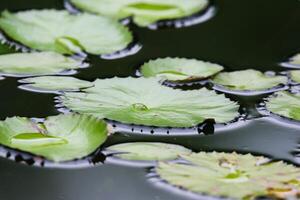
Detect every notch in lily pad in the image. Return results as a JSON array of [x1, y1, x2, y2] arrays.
[[212, 69, 288, 95], [0, 10, 133, 55], [0, 114, 108, 162], [156, 152, 300, 200], [0, 52, 84, 77], [68, 0, 209, 27], [106, 142, 191, 166], [140, 57, 223, 83], [19, 76, 93, 93], [60, 77, 239, 128], [265, 91, 300, 122]]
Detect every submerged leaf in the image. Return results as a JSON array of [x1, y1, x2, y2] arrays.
[[107, 142, 191, 161], [0, 10, 133, 55], [266, 91, 300, 121], [140, 57, 223, 82], [157, 152, 300, 199], [60, 77, 239, 127], [290, 70, 300, 83], [19, 76, 93, 92], [0, 114, 108, 162], [0, 52, 82, 76], [212, 69, 287, 91], [69, 0, 209, 26]]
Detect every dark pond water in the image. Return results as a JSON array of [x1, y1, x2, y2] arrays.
[[1, 0, 300, 199]]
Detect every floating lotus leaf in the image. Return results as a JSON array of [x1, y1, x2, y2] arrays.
[[60, 77, 239, 128], [107, 142, 191, 161], [266, 91, 300, 121], [212, 69, 287, 91], [140, 57, 223, 82], [157, 152, 300, 199], [289, 54, 300, 65], [20, 76, 93, 92], [0, 10, 133, 55], [0, 114, 108, 162], [69, 0, 209, 27], [290, 70, 300, 83], [0, 52, 82, 77]]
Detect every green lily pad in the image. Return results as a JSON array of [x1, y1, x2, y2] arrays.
[[19, 76, 93, 92], [69, 0, 209, 27], [0, 52, 82, 77], [212, 69, 287, 91], [140, 57, 223, 82], [289, 54, 300, 65], [107, 142, 191, 161], [0, 114, 108, 162], [266, 91, 300, 121], [60, 77, 239, 128], [290, 70, 300, 83], [0, 10, 133, 55], [157, 152, 300, 199]]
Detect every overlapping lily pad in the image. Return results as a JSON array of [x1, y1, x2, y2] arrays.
[[60, 77, 239, 128], [157, 152, 300, 199], [0, 10, 133, 55], [107, 142, 191, 161], [19, 76, 93, 93], [266, 91, 300, 121], [0, 52, 82, 77], [212, 69, 287, 91], [140, 57, 223, 82], [69, 0, 209, 27], [0, 114, 108, 162]]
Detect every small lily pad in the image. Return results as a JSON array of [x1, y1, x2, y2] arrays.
[[212, 69, 287, 91], [0, 52, 82, 77], [157, 152, 300, 199], [69, 0, 209, 27], [290, 70, 300, 83], [0, 114, 108, 162], [266, 91, 300, 121], [60, 77, 239, 128], [140, 57, 223, 82], [107, 142, 191, 161], [0, 10, 133, 55], [289, 54, 300, 65], [19, 76, 93, 93]]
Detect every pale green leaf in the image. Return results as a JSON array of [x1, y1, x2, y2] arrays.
[[289, 54, 300, 65], [69, 0, 209, 26], [107, 142, 191, 161], [266, 91, 300, 121], [0, 114, 108, 162], [140, 57, 223, 81], [290, 70, 300, 83], [0, 52, 82, 76], [19, 76, 93, 92], [212, 69, 287, 91], [157, 152, 300, 199], [0, 10, 133, 55], [60, 77, 239, 127]]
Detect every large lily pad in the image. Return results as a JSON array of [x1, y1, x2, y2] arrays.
[[107, 142, 191, 161], [212, 69, 287, 91], [19, 76, 93, 92], [0, 114, 108, 162], [69, 0, 209, 27], [0, 10, 133, 55], [157, 152, 300, 199], [0, 52, 82, 77], [60, 77, 239, 128], [266, 91, 300, 121], [140, 57, 223, 82]]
